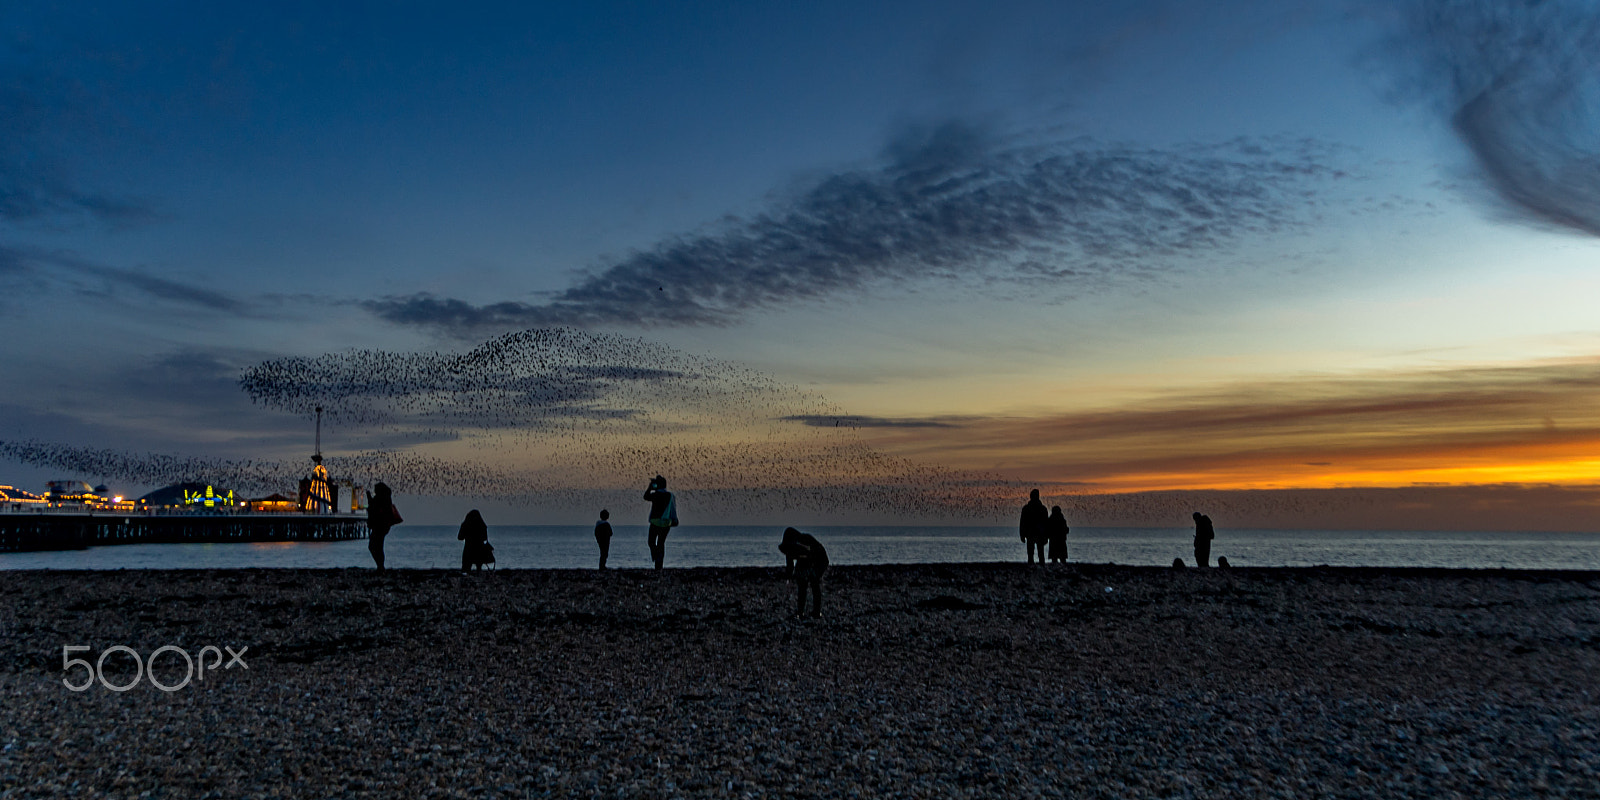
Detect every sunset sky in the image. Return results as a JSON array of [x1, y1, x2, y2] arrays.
[[3, 1, 1598, 528]]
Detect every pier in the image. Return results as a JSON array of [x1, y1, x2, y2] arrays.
[[0, 510, 367, 552]]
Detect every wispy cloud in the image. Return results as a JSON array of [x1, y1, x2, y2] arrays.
[[0, 245, 247, 313], [0, 83, 157, 228], [783, 414, 968, 429], [1371, 0, 1600, 236], [366, 124, 1354, 334], [843, 358, 1600, 491]]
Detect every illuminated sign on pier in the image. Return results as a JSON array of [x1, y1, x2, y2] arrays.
[[182, 485, 236, 508]]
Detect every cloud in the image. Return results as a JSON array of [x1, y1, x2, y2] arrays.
[[0, 327, 1018, 517], [0, 81, 157, 228], [229, 328, 1045, 517], [366, 124, 1354, 333], [839, 357, 1600, 491], [25, 330, 1600, 525], [0, 245, 247, 313], [1371, 0, 1600, 236], [355, 296, 562, 332], [783, 414, 967, 429]]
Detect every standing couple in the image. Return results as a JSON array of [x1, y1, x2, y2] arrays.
[[1019, 489, 1070, 564], [595, 474, 679, 570]]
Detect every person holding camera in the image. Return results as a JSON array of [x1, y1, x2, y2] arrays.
[[365, 482, 401, 571], [643, 475, 677, 570]]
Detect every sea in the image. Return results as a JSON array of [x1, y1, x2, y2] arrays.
[[1, 526, 1598, 570]]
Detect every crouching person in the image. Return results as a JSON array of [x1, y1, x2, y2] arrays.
[[779, 527, 829, 619]]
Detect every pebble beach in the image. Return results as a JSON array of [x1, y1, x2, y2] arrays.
[[3, 563, 1598, 798]]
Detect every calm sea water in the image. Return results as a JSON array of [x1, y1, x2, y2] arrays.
[[2, 526, 1597, 570]]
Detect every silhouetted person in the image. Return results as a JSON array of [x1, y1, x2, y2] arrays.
[[1192, 512, 1214, 568], [643, 475, 676, 570], [1019, 489, 1049, 564], [594, 509, 613, 569], [458, 509, 493, 571], [365, 482, 401, 571], [1047, 505, 1069, 564], [780, 527, 828, 618]]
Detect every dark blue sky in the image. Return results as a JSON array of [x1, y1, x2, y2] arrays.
[[4, 1, 1600, 524]]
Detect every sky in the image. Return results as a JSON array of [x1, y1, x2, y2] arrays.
[[3, 0, 1599, 529]]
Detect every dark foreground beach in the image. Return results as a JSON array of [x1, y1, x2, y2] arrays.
[[2, 564, 1598, 799]]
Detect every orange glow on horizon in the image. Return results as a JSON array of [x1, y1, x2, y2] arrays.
[[848, 358, 1600, 498], [1040, 443, 1600, 494], [1072, 460, 1600, 493]]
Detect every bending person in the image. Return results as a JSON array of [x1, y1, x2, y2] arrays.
[[779, 527, 829, 619]]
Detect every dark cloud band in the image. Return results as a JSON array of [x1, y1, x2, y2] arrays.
[[783, 414, 965, 429], [1377, 0, 1600, 236], [365, 127, 1353, 333], [0, 245, 245, 312]]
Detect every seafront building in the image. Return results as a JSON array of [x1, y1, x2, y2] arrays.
[[0, 415, 367, 551], [0, 476, 368, 551], [0, 485, 46, 512]]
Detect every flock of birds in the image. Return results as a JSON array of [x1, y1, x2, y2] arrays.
[[2, 327, 1350, 523], [237, 328, 802, 437], [5, 329, 1024, 518]]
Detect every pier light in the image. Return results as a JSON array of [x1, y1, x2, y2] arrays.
[[181, 485, 235, 508]]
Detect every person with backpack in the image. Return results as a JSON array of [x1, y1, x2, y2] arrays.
[[643, 475, 677, 570], [458, 509, 493, 571]]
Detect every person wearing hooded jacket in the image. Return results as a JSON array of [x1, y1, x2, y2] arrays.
[[1047, 505, 1070, 564]]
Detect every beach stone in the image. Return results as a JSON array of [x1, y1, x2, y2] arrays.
[[1172, 558, 1186, 568], [2, 564, 1597, 799], [915, 595, 988, 610]]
